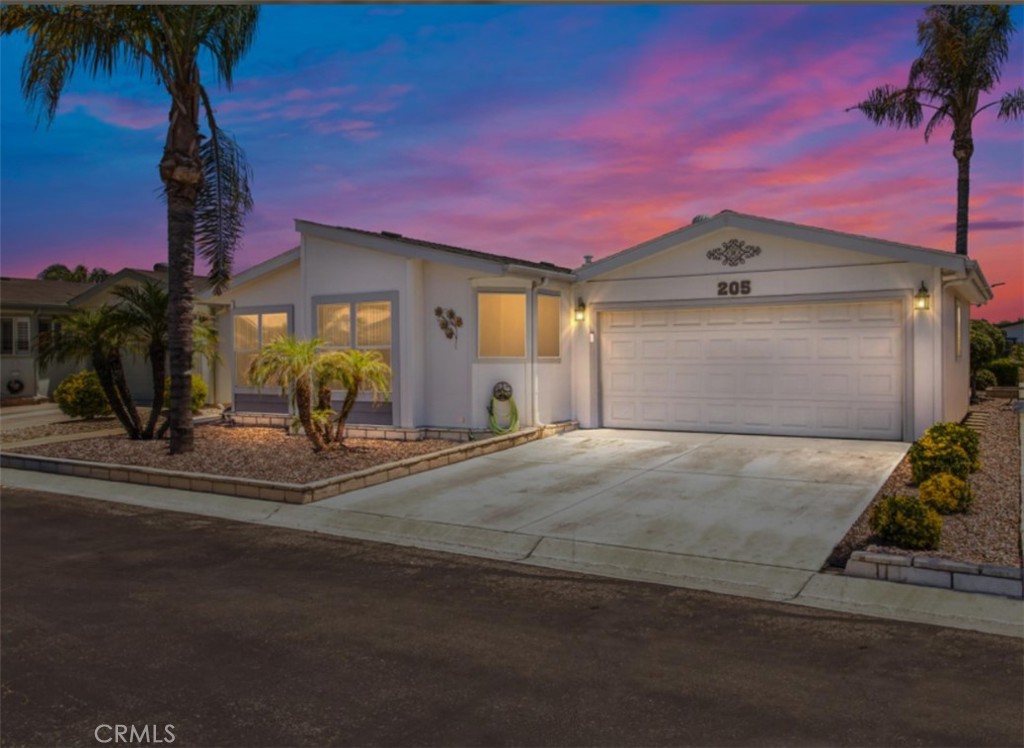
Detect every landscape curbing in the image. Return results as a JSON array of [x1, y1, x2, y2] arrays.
[[845, 550, 1023, 599], [0, 421, 578, 504]]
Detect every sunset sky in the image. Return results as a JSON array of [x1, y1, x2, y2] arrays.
[[2, 4, 1022, 322]]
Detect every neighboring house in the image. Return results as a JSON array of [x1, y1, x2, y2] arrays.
[[201, 210, 992, 442], [997, 319, 1023, 351], [1, 277, 95, 400], [1, 265, 217, 404]]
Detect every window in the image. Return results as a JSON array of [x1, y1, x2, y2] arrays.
[[955, 299, 963, 360], [233, 310, 289, 386], [478, 291, 526, 358], [1, 317, 30, 355], [315, 298, 393, 391], [536, 293, 561, 358]]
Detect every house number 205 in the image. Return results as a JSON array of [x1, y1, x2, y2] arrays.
[[717, 280, 751, 296]]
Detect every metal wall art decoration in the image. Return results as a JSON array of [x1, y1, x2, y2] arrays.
[[434, 306, 464, 347], [706, 238, 762, 267]]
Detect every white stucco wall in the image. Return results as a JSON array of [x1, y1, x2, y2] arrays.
[[940, 287, 971, 425]]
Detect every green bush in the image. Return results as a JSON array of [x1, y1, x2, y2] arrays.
[[922, 422, 980, 472], [975, 369, 997, 391], [53, 370, 111, 420], [869, 494, 942, 550], [908, 434, 972, 484], [162, 375, 209, 414], [986, 358, 1021, 387], [918, 473, 973, 514]]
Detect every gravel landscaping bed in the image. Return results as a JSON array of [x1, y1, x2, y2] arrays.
[[5, 423, 458, 484], [829, 397, 1022, 569]]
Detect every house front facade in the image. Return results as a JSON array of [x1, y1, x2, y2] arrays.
[[203, 210, 992, 443]]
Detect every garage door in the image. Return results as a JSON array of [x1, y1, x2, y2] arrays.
[[600, 300, 904, 440]]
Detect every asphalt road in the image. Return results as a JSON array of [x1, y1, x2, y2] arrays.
[[2, 487, 1021, 748]]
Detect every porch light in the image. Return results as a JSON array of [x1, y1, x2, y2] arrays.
[[575, 298, 587, 322], [913, 282, 931, 311]]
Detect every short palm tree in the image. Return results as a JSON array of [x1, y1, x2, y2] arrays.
[[248, 337, 327, 453], [319, 349, 392, 444], [4, 5, 259, 454], [849, 4, 1024, 256], [110, 280, 170, 439], [36, 306, 143, 438]]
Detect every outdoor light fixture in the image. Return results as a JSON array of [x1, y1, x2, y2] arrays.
[[575, 298, 587, 322], [913, 282, 931, 311]]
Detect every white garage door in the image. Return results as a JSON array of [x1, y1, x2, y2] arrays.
[[600, 300, 904, 440]]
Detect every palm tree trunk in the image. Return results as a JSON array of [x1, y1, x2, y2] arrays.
[[161, 91, 203, 455], [334, 381, 361, 443], [143, 343, 167, 439], [317, 384, 333, 444], [953, 136, 973, 256], [296, 380, 326, 452], [93, 355, 141, 439]]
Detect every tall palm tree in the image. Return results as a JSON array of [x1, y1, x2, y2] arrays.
[[36, 306, 144, 438], [248, 336, 328, 453], [111, 280, 169, 439], [849, 4, 1024, 256], [3, 5, 258, 454]]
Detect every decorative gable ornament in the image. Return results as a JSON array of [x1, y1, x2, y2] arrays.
[[707, 238, 762, 267]]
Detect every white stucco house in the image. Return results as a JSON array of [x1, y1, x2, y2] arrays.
[[201, 210, 992, 443]]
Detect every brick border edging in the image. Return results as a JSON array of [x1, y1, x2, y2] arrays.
[[0, 421, 577, 505], [845, 550, 1023, 599]]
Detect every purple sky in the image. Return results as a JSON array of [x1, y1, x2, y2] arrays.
[[2, 4, 1022, 322]]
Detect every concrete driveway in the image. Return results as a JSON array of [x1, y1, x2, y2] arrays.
[[319, 429, 908, 598]]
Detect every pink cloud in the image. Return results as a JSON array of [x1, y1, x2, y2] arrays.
[[59, 93, 165, 131]]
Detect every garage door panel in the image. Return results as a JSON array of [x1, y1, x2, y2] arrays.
[[600, 301, 903, 440]]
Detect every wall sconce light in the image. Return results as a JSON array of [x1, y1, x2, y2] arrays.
[[575, 298, 586, 322], [913, 282, 931, 311]]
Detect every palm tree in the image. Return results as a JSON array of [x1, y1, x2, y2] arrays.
[[4, 6, 258, 454], [36, 306, 143, 438], [110, 280, 169, 439], [248, 337, 327, 453], [848, 5, 1024, 256], [319, 349, 392, 444]]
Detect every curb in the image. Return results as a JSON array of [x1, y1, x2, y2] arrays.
[[1, 421, 577, 504]]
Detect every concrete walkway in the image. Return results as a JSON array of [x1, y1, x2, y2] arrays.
[[3, 427, 1021, 638]]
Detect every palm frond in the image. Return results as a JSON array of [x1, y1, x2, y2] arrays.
[[849, 84, 924, 129], [195, 115, 254, 294], [198, 5, 260, 88], [996, 87, 1024, 120]]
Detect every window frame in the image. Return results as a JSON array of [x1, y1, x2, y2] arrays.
[[1, 316, 31, 356], [231, 305, 293, 390], [535, 290, 562, 361], [311, 291, 399, 399], [476, 289, 528, 360]]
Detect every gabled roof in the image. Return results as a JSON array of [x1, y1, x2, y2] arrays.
[[0, 277, 96, 310], [197, 247, 301, 300], [296, 220, 573, 277], [576, 210, 992, 294], [69, 266, 211, 306]]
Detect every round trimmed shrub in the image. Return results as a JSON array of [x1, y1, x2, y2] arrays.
[[162, 374, 209, 414], [923, 422, 980, 472], [918, 473, 973, 514], [869, 494, 942, 550], [53, 370, 111, 420], [908, 434, 972, 484], [975, 369, 997, 391]]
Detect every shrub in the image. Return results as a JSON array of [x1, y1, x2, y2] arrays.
[[923, 422, 980, 472], [918, 473, 973, 514], [975, 369, 997, 391], [162, 374, 208, 414], [986, 358, 1021, 387], [869, 494, 942, 550], [908, 434, 971, 484], [53, 370, 111, 420]]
